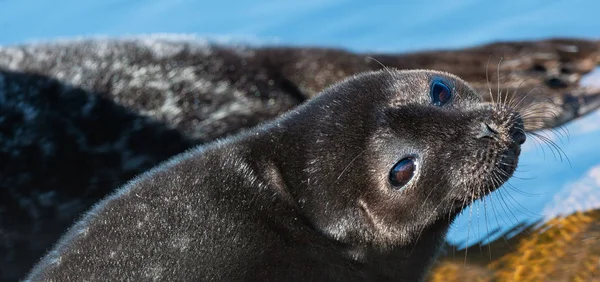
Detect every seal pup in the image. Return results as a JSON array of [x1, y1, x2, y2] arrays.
[[26, 69, 526, 281]]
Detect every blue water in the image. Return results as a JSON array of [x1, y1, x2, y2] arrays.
[[2, 0, 600, 51], [1, 0, 600, 246], [449, 107, 600, 246]]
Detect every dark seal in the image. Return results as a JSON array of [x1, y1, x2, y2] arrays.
[[25, 69, 525, 281]]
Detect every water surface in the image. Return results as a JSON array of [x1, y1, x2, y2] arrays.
[[1, 0, 600, 246]]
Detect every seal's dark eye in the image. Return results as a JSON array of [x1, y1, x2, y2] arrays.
[[431, 81, 452, 106], [389, 158, 416, 189]]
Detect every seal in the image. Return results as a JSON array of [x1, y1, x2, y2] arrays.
[[25, 69, 526, 281], [1, 37, 596, 280]]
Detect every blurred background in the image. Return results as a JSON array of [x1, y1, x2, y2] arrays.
[[3, 0, 600, 52], [2, 0, 600, 248]]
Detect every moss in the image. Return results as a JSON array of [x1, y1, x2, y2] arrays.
[[428, 210, 600, 281]]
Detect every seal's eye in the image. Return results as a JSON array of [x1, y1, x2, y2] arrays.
[[389, 158, 416, 189], [431, 81, 452, 106]]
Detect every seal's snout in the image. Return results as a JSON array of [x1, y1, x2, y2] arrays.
[[476, 104, 527, 147]]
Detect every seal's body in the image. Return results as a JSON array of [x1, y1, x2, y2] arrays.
[[26, 69, 525, 281]]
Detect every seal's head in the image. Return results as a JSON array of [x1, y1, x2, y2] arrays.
[[277, 69, 525, 258]]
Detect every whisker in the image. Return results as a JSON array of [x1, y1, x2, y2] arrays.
[[486, 55, 496, 105], [500, 182, 543, 218], [464, 198, 474, 266], [366, 56, 393, 76], [487, 172, 517, 252], [529, 132, 572, 166], [482, 193, 493, 261], [487, 173, 512, 228], [335, 150, 366, 182], [408, 178, 454, 256]]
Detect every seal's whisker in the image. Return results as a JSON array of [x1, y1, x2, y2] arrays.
[[504, 82, 523, 109], [485, 54, 496, 105], [523, 108, 571, 141], [496, 57, 505, 106], [366, 56, 393, 76], [528, 132, 571, 166], [459, 183, 471, 214], [482, 195, 493, 261], [519, 115, 557, 129], [518, 103, 561, 117], [487, 173, 513, 228], [527, 131, 551, 159], [531, 121, 571, 145], [454, 88, 464, 101], [416, 178, 444, 218], [464, 198, 474, 266], [493, 195, 519, 233], [502, 181, 543, 196], [505, 73, 548, 110], [476, 195, 484, 257], [517, 95, 569, 132], [409, 178, 447, 253], [519, 111, 558, 122], [497, 188, 534, 237], [495, 163, 531, 182], [483, 173, 509, 247], [495, 177, 542, 219], [520, 113, 558, 129], [495, 184, 527, 229], [335, 150, 366, 182], [496, 163, 529, 177], [550, 123, 571, 142], [487, 172, 518, 252], [512, 86, 543, 110], [408, 179, 454, 255], [497, 161, 518, 169]]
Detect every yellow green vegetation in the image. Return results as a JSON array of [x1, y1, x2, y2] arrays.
[[428, 210, 600, 281]]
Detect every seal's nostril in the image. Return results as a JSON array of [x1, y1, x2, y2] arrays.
[[546, 77, 568, 88], [485, 123, 498, 134], [477, 122, 497, 139]]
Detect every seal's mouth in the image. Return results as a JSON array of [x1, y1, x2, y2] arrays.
[[492, 146, 521, 190], [498, 144, 521, 176]]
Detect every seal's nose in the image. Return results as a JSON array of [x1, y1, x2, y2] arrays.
[[511, 128, 527, 145], [476, 122, 498, 139]]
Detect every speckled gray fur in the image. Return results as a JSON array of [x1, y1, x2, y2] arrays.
[[0, 39, 304, 141]]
